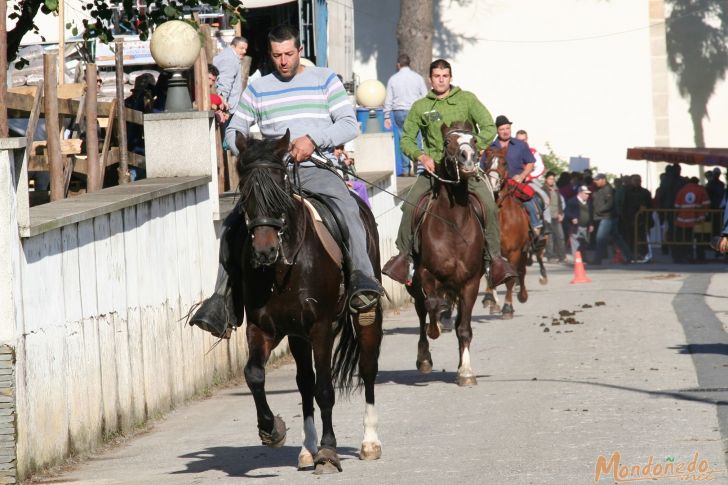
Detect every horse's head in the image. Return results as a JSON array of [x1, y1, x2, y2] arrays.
[[236, 130, 294, 268], [440, 121, 478, 182], [482, 146, 508, 192]]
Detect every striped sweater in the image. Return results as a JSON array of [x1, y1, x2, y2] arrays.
[[225, 66, 358, 161]]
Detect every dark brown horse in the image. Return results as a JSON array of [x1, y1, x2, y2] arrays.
[[232, 131, 383, 474], [408, 122, 485, 386], [481, 146, 547, 318]]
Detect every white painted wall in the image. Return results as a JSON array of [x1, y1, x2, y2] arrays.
[[0, 182, 288, 479], [353, 0, 728, 192]]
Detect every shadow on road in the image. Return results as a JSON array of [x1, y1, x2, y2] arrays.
[[171, 445, 359, 478], [487, 377, 728, 406], [669, 343, 728, 356], [376, 369, 490, 386]]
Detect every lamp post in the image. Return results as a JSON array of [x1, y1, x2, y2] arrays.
[[149, 20, 202, 112]]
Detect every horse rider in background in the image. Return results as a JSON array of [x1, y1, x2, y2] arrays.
[[489, 116, 547, 247], [382, 58, 517, 287], [515, 129, 551, 230]]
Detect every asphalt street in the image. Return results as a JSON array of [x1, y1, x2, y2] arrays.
[[38, 262, 728, 485]]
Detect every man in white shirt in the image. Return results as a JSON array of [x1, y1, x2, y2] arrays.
[[383, 54, 427, 176]]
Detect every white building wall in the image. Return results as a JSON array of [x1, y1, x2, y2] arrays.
[[353, 0, 728, 192]]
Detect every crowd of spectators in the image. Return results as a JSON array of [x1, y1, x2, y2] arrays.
[[543, 164, 727, 265]]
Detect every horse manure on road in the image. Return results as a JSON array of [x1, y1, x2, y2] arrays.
[[558, 310, 576, 317], [581, 304, 593, 309], [595, 301, 606, 306]]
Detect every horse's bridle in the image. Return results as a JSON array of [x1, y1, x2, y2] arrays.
[[238, 159, 290, 231], [237, 158, 308, 266], [430, 130, 477, 185]]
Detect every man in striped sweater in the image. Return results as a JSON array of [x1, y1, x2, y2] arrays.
[[191, 24, 382, 337]]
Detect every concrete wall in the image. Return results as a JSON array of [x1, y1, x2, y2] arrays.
[[327, 0, 355, 81], [12, 185, 260, 478], [353, 0, 728, 191], [353, 133, 411, 308]]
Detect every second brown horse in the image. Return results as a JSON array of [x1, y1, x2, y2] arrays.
[[408, 122, 485, 386], [481, 146, 548, 318]]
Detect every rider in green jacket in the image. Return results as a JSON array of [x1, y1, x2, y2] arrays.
[[382, 59, 516, 287]]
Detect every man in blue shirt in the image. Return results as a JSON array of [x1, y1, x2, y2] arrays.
[[489, 115, 545, 242]]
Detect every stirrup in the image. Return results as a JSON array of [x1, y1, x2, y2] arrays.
[[348, 270, 383, 313]]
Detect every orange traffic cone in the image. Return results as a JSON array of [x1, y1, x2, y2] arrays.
[[570, 251, 592, 284], [612, 248, 626, 264]]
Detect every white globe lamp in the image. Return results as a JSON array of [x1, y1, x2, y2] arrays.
[[356, 79, 386, 108], [150, 20, 201, 111], [355, 79, 387, 133]]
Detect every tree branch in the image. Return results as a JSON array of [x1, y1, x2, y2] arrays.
[[6, 0, 43, 63]]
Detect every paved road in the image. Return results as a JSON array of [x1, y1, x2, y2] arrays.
[[41, 263, 728, 484]]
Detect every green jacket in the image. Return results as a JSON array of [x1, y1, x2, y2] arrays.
[[400, 86, 496, 163]]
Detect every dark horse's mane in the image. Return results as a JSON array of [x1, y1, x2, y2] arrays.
[[237, 138, 295, 217]]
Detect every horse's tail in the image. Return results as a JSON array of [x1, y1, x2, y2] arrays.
[[332, 312, 361, 395]]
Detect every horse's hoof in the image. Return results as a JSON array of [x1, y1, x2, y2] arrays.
[[456, 374, 477, 386], [489, 305, 501, 315], [313, 448, 342, 474], [501, 312, 514, 320], [539, 277, 548, 285], [440, 317, 454, 333], [426, 323, 441, 340], [359, 441, 382, 460], [298, 450, 314, 470], [417, 359, 433, 374], [259, 415, 286, 448]]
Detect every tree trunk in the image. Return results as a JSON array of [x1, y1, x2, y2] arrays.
[[397, 0, 434, 80]]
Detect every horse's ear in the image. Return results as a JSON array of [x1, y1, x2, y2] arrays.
[[440, 123, 451, 137], [235, 132, 248, 155], [274, 129, 291, 159]]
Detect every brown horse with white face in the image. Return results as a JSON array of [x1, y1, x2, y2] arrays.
[[480, 146, 545, 318], [407, 121, 484, 386]]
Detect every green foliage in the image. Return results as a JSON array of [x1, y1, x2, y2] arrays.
[[540, 142, 569, 175]]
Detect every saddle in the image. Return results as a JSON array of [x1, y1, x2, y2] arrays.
[[296, 191, 351, 269], [412, 188, 487, 249]]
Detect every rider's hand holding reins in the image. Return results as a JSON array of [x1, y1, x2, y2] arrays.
[[512, 172, 526, 184], [418, 153, 435, 174], [289, 135, 316, 162], [720, 236, 728, 254]]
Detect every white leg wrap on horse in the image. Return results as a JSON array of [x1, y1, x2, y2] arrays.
[[459, 347, 474, 376], [301, 416, 318, 455], [363, 403, 379, 443]]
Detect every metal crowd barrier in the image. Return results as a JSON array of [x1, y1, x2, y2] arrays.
[[633, 208, 724, 256]]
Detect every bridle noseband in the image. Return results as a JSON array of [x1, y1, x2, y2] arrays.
[[430, 130, 477, 185]]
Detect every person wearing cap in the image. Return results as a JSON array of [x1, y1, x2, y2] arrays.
[[489, 116, 546, 245], [591, 173, 634, 264], [564, 185, 594, 261], [382, 58, 516, 288]]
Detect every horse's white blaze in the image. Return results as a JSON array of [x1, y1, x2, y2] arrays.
[[301, 416, 318, 455], [458, 134, 476, 161], [362, 403, 380, 444], [459, 347, 474, 376]]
